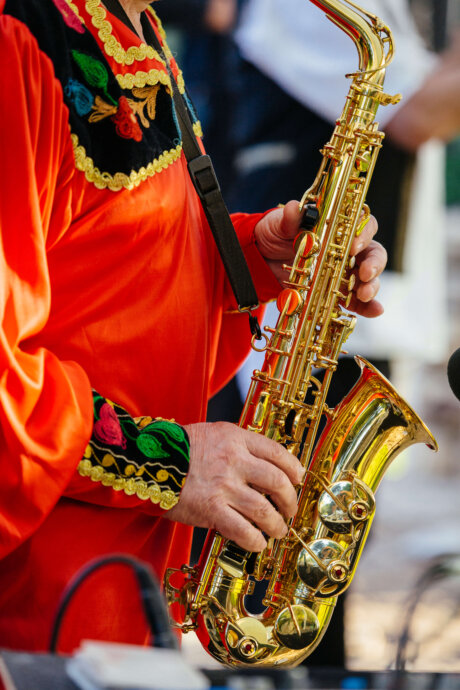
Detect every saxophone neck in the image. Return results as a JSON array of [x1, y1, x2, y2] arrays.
[[309, 0, 394, 81]]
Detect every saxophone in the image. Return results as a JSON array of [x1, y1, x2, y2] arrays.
[[165, 0, 438, 668]]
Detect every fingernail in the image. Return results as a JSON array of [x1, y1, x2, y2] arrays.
[[297, 466, 306, 483], [369, 267, 378, 280], [256, 536, 268, 552], [279, 523, 289, 538], [355, 241, 364, 253]]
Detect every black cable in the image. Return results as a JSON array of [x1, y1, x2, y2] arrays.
[[395, 553, 460, 671], [49, 553, 179, 653]]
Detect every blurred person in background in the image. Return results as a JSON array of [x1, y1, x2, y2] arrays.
[[230, 0, 460, 382], [157, 0, 241, 191]]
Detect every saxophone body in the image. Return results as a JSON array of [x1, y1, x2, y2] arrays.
[[165, 0, 437, 668]]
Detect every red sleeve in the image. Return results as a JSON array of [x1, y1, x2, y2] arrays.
[[227, 211, 282, 307], [0, 15, 93, 558]]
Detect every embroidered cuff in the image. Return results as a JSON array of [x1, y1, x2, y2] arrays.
[[78, 391, 190, 510]]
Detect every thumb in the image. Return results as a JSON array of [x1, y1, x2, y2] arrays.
[[279, 200, 303, 242]]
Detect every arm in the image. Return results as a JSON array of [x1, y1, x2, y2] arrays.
[[0, 15, 94, 558], [0, 12, 192, 552], [385, 37, 460, 152]]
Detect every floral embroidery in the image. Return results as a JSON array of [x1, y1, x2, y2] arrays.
[[136, 434, 169, 459], [93, 402, 127, 448], [52, 0, 85, 32], [3, 0, 202, 191], [71, 51, 145, 141], [64, 79, 94, 116], [111, 96, 143, 141], [88, 95, 117, 122], [72, 49, 117, 105], [80, 391, 190, 510], [128, 86, 161, 128]]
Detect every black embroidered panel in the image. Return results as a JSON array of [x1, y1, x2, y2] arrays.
[[3, 0, 199, 184]]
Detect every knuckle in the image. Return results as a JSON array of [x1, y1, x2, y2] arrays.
[[270, 467, 291, 494], [204, 491, 225, 519], [212, 472, 233, 495], [252, 496, 273, 524]]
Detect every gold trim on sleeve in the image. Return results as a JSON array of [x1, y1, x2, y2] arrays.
[[78, 458, 179, 510]]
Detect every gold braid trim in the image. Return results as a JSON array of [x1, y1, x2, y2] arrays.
[[78, 459, 179, 510], [85, 0, 157, 65], [193, 120, 204, 140], [116, 69, 171, 91], [71, 133, 181, 191], [115, 68, 185, 94], [71, 123, 203, 191], [63, 0, 86, 25], [83, 1, 187, 92]]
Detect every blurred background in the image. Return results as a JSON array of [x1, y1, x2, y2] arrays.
[[156, 0, 460, 673]]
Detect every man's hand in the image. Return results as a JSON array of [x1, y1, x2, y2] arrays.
[[254, 200, 387, 318], [166, 422, 305, 552]]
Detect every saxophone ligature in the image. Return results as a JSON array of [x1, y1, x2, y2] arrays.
[[165, 0, 438, 668]]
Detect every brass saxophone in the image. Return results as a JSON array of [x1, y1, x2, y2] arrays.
[[165, 0, 438, 668]]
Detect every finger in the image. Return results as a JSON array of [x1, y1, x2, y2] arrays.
[[355, 276, 380, 303], [230, 484, 289, 540], [347, 294, 384, 318], [214, 505, 268, 552], [350, 214, 378, 256], [243, 429, 304, 485], [243, 457, 298, 518], [356, 241, 388, 282]]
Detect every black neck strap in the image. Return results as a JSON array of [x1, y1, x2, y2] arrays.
[[102, 0, 262, 339]]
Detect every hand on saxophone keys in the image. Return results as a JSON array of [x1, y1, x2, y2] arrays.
[[166, 421, 305, 552], [254, 200, 387, 318], [348, 215, 387, 318]]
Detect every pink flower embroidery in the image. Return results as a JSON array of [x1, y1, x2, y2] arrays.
[[94, 403, 127, 448], [52, 0, 85, 33]]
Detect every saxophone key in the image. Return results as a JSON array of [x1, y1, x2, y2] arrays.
[[251, 391, 271, 429], [274, 605, 320, 650], [299, 203, 320, 231], [276, 288, 304, 316], [326, 561, 349, 584], [294, 229, 320, 257], [296, 538, 345, 592]]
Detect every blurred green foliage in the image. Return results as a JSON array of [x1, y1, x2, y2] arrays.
[[446, 137, 460, 206]]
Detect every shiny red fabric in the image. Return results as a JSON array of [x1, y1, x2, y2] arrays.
[[0, 3, 280, 652]]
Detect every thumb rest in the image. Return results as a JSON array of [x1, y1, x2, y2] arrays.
[[165, 0, 438, 668]]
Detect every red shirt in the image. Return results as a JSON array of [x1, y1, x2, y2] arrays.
[[0, 0, 279, 652]]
